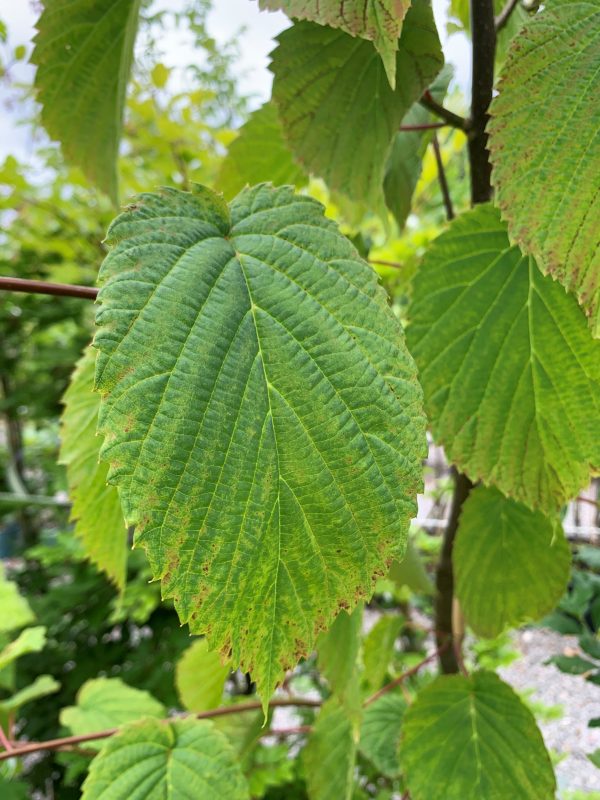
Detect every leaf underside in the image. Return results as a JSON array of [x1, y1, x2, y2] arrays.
[[488, 0, 600, 337], [454, 486, 571, 637], [270, 0, 443, 210], [60, 346, 127, 589], [407, 203, 600, 512], [31, 0, 141, 203], [94, 182, 425, 704], [400, 671, 556, 800], [259, 0, 411, 87]]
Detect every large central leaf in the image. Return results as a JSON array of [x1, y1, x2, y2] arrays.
[[94, 183, 425, 703]]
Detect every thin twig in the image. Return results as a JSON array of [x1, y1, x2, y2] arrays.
[[431, 133, 455, 221], [495, 0, 520, 31], [576, 496, 600, 509], [0, 725, 13, 753], [261, 725, 312, 738], [399, 122, 446, 132], [0, 276, 98, 300], [368, 259, 404, 270], [363, 644, 449, 708], [420, 91, 468, 132], [0, 697, 321, 761]]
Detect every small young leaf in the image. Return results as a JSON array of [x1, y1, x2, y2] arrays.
[[0, 627, 46, 670], [81, 717, 249, 799], [454, 486, 571, 637], [0, 675, 60, 713], [60, 677, 165, 749], [407, 203, 600, 511], [317, 605, 363, 699], [359, 692, 405, 777], [488, 0, 600, 337], [547, 654, 597, 675], [388, 538, 432, 595], [259, 0, 411, 88], [60, 345, 127, 589], [218, 103, 307, 198], [362, 615, 403, 693], [31, 0, 141, 202], [400, 671, 556, 799], [176, 638, 230, 712], [0, 564, 34, 633], [302, 699, 357, 800], [270, 0, 443, 210], [94, 182, 426, 705]]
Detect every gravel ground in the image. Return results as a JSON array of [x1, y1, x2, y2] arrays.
[[500, 628, 600, 796]]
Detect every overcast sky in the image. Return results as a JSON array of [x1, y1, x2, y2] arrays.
[[0, 0, 469, 159]]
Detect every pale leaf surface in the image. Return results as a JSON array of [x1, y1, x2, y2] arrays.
[[176, 639, 230, 712], [60, 677, 165, 750]]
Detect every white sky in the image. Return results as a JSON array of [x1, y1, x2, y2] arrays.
[[0, 0, 469, 159]]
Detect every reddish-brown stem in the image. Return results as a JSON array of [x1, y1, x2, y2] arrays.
[[431, 133, 455, 221], [420, 91, 468, 132], [363, 644, 449, 708], [576, 496, 600, 509], [261, 725, 312, 738], [368, 259, 404, 270], [0, 697, 321, 761], [0, 725, 13, 753], [399, 122, 446, 132], [495, 0, 520, 31], [0, 276, 98, 300]]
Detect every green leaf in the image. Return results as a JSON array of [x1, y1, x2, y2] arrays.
[[589, 749, 600, 770], [547, 654, 597, 675], [270, 0, 443, 210], [581, 633, 600, 661], [303, 699, 357, 800], [359, 692, 405, 777], [60, 678, 165, 750], [388, 538, 432, 594], [488, 0, 600, 337], [176, 638, 230, 712], [60, 346, 127, 589], [31, 0, 141, 203], [0, 778, 28, 800], [259, 0, 411, 88], [454, 486, 571, 637], [0, 627, 46, 670], [0, 565, 34, 633], [383, 65, 452, 230], [93, 182, 425, 705], [400, 671, 556, 800], [0, 675, 60, 713], [362, 615, 403, 693], [81, 717, 249, 799], [317, 605, 363, 699], [218, 103, 307, 199], [407, 203, 600, 511]]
